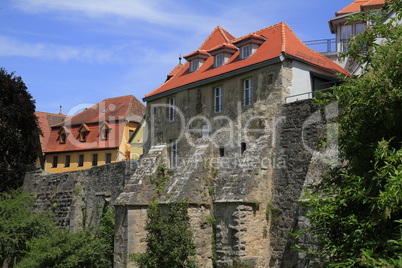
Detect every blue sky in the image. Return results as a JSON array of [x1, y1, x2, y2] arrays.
[[0, 0, 352, 115]]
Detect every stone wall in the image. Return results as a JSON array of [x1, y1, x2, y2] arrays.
[[23, 99, 332, 268], [114, 99, 331, 268], [23, 160, 137, 232]]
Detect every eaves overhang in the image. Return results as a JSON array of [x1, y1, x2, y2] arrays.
[[143, 56, 284, 102], [283, 53, 349, 78]]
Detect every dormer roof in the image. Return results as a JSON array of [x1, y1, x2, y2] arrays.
[[144, 22, 350, 101], [183, 50, 210, 61], [207, 43, 238, 56], [44, 95, 145, 153], [335, 0, 385, 16], [232, 34, 266, 47]]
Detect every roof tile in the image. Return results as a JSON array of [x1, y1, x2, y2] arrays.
[[145, 22, 350, 100]]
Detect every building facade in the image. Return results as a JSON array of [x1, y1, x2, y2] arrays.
[[43, 95, 145, 173], [143, 22, 349, 168], [329, 0, 385, 74], [115, 22, 349, 267]]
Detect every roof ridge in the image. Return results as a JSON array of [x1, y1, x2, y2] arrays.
[[217, 26, 236, 43], [198, 26, 236, 50], [280, 22, 287, 53]]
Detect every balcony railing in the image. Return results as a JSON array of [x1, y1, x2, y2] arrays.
[[303, 38, 336, 53]]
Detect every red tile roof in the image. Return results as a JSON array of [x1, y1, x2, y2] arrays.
[[336, 0, 385, 15], [36, 111, 71, 153], [145, 22, 350, 100], [56, 95, 145, 127], [44, 95, 145, 153]]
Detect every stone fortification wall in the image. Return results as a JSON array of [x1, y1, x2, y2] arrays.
[[23, 99, 331, 268], [115, 99, 331, 267], [23, 160, 138, 232]]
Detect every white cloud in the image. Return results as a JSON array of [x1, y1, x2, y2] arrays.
[[0, 35, 121, 63], [14, 0, 181, 25]]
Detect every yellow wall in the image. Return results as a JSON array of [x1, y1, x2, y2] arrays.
[[44, 121, 143, 172], [45, 150, 117, 173], [117, 121, 139, 161], [129, 121, 146, 159]]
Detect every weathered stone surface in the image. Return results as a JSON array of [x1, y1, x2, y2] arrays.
[[23, 160, 137, 231]]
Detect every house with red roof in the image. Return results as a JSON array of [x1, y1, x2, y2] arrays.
[[142, 22, 350, 168], [42, 95, 145, 173], [329, 0, 386, 73], [35, 111, 71, 169]]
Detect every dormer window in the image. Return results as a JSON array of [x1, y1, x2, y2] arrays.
[[240, 44, 251, 60], [78, 124, 90, 142], [184, 50, 209, 72], [58, 127, 68, 144], [100, 122, 110, 140], [190, 59, 199, 72], [208, 43, 238, 69], [214, 54, 224, 68], [233, 34, 265, 60]]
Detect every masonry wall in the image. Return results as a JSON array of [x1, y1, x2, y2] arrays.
[[24, 99, 329, 268], [24, 160, 137, 231]]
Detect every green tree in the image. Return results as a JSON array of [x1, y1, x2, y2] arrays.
[[300, 2, 402, 267], [133, 200, 197, 268], [0, 68, 42, 192], [16, 206, 115, 268], [0, 190, 55, 267]]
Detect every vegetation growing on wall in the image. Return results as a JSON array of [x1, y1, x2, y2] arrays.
[[0, 190, 115, 268], [132, 164, 197, 268], [299, 2, 402, 267]]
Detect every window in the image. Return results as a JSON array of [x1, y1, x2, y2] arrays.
[[52, 156, 58, 168], [214, 86, 223, 113], [100, 123, 109, 140], [64, 155, 71, 168], [341, 25, 352, 52], [170, 140, 178, 169], [78, 124, 89, 142], [59, 133, 66, 144], [202, 124, 210, 138], [356, 23, 366, 35], [190, 59, 199, 72], [219, 147, 225, 157], [105, 153, 112, 164], [241, 143, 247, 154], [58, 127, 67, 144], [92, 154, 98, 166], [78, 154, 84, 167], [168, 97, 175, 122], [243, 78, 253, 106], [129, 130, 134, 139], [240, 44, 251, 59], [214, 54, 224, 68]]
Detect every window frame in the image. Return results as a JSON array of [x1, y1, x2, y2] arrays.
[[214, 53, 224, 68], [78, 154, 84, 167], [240, 44, 251, 59], [190, 59, 199, 72], [202, 124, 210, 138], [64, 155, 71, 168], [243, 78, 253, 106], [214, 86, 223, 113], [92, 154, 98, 166], [168, 97, 175, 122], [51, 156, 58, 168], [105, 153, 112, 164], [170, 140, 178, 169]]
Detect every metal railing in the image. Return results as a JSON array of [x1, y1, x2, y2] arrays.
[[285, 88, 333, 103], [303, 38, 336, 53]]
